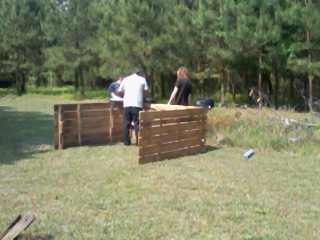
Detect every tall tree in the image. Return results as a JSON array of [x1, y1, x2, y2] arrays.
[[97, 0, 179, 99], [0, 0, 46, 94], [43, 0, 100, 97], [287, 0, 320, 111]]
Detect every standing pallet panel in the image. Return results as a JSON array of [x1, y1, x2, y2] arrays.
[[110, 101, 123, 142], [138, 106, 207, 164], [54, 102, 123, 149]]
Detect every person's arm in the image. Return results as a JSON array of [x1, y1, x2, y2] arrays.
[[143, 90, 148, 98], [188, 94, 192, 106], [110, 92, 117, 98], [168, 87, 178, 105], [143, 79, 149, 98]]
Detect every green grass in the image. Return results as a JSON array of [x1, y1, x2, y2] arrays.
[[0, 95, 319, 240]]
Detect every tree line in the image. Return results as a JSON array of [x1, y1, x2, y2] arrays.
[[0, 0, 319, 110]]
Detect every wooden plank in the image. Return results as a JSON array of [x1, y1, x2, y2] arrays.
[[61, 133, 78, 145], [58, 105, 63, 149], [63, 119, 80, 128], [81, 125, 110, 135], [140, 108, 206, 121], [63, 124, 109, 136], [62, 141, 80, 149], [139, 129, 202, 146], [1, 212, 35, 240], [54, 111, 59, 149], [138, 153, 160, 164], [149, 104, 198, 110], [110, 102, 114, 142], [111, 116, 123, 124], [61, 110, 110, 120], [60, 104, 78, 112], [61, 111, 77, 120], [81, 110, 110, 118], [112, 135, 123, 142], [140, 137, 203, 156], [111, 129, 123, 136], [54, 112, 59, 127], [81, 117, 110, 128], [63, 125, 78, 135], [111, 101, 123, 109], [81, 132, 110, 140], [139, 145, 203, 164], [80, 102, 109, 110], [77, 104, 82, 145], [113, 123, 123, 131], [139, 121, 204, 138], [140, 115, 204, 128], [0, 215, 22, 240]]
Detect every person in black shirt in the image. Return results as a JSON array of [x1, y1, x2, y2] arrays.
[[168, 66, 192, 106], [108, 75, 126, 99]]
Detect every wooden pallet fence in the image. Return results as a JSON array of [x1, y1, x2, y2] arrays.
[[138, 105, 207, 164], [54, 101, 123, 149]]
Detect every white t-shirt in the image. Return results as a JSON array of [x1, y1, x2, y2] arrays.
[[118, 74, 148, 108]]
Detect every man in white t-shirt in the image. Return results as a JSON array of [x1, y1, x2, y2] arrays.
[[118, 69, 148, 146]]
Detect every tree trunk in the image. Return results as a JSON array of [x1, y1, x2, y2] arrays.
[[160, 72, 166, 99], [16, 71, 26, 96], [78, 65, 85, 98], [308, 74, 313, 112], [74, 68, 79, 90], [258, 50, 263, 105], [56, 71, 62, 87], [219, 60, 225, 106]]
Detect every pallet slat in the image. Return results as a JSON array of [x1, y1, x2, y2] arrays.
[[139, 145, 204, 164], [139, 129, 203, 146], [81, 102, 110, 110], [139, 137, 203, 156], [139, 121, 204, 138], [140, 108, 206, 121]]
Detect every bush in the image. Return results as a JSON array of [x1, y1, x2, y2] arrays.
[[207, 107, 320, 155]]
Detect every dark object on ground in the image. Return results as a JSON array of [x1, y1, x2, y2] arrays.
[[19, 234, 53, 240], [194, 99, 214, 109]]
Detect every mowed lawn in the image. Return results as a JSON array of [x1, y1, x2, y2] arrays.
[[0, 96, 319, 240]]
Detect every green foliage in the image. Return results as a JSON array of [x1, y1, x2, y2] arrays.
[[0, 0, 320, 107]]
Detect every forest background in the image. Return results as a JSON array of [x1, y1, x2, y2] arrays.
[[0, 0, 320, 111]]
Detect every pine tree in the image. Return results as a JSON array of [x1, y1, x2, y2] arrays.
[[0, 0, 46, 95]]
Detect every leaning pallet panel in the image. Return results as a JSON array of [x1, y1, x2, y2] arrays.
[[138, 104, 207, 164]]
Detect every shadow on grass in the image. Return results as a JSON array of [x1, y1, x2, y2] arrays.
[[205, 145, 220, 152], [0, 106, 54, 165]]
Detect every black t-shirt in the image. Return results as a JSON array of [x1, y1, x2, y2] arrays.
[[174, 77, 192, 106], [108, 82, 120, 97]]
